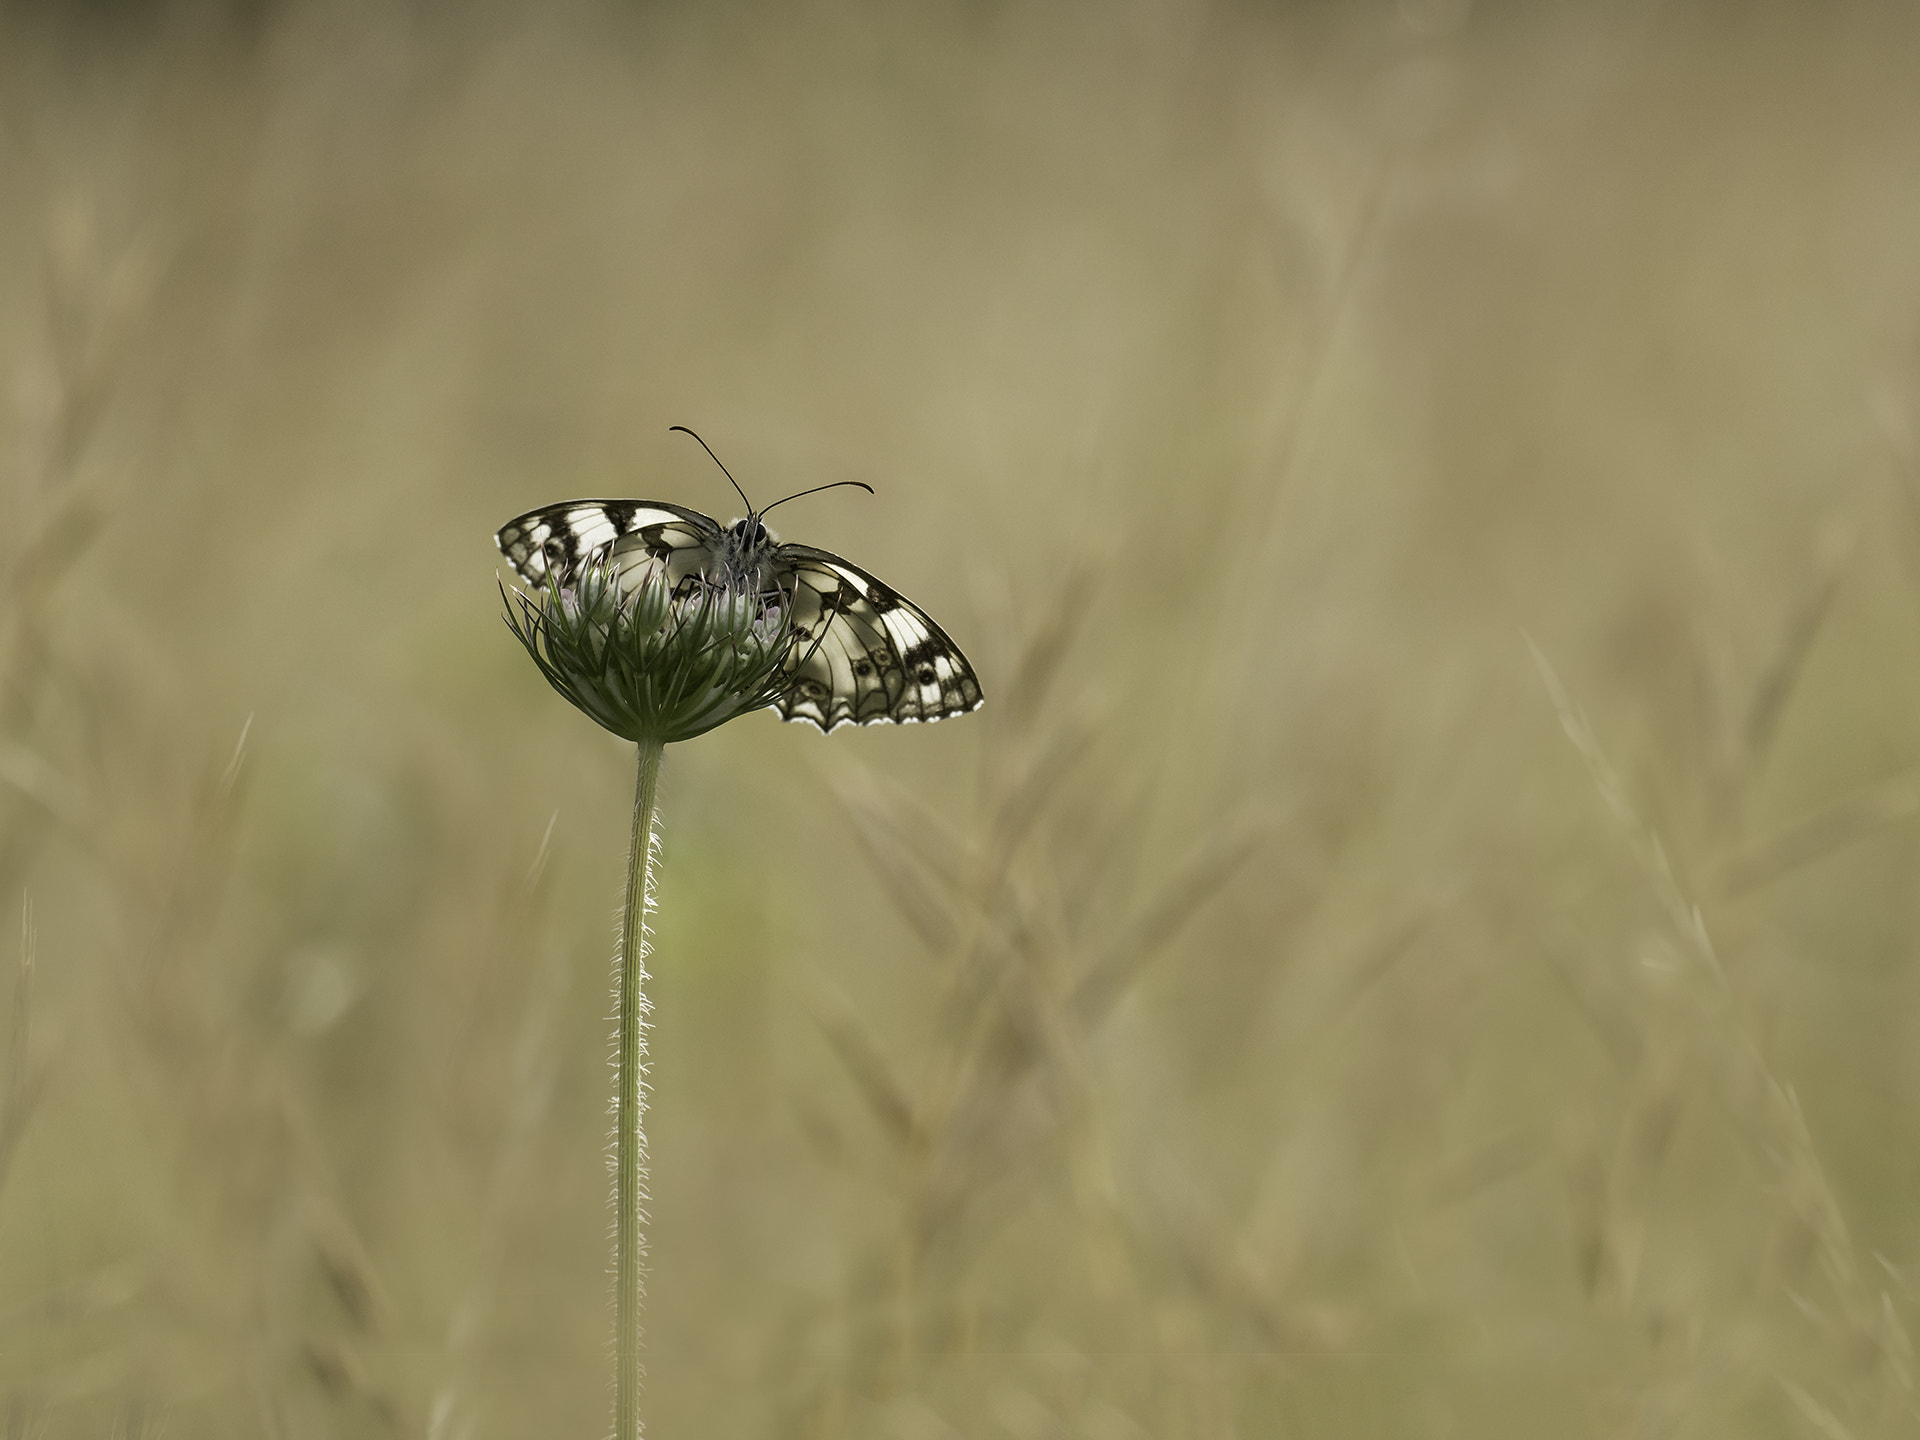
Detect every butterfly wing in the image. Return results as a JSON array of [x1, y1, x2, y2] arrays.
[[496, 500, 723, 586], [771, 545, 984, 731]]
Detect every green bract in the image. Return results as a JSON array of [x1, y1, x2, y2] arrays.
[[503, 549, 796, 743]]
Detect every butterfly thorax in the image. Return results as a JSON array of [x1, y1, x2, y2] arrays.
[[709, 516, 779, 587]]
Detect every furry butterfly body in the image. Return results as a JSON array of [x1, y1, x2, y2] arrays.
[[496, 499, 984, 732]]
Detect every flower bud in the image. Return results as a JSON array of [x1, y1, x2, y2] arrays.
[[504, 547, 796, 743]]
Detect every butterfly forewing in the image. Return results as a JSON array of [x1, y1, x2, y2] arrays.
[[496, 500, 722, 587], [495, 500, 984, 732]]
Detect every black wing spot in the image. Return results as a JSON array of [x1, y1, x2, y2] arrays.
[[854, 660, 873, 678], [916, 666, 936, 684]]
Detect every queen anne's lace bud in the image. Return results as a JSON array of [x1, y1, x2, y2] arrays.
[[504, 548, 796, 743]]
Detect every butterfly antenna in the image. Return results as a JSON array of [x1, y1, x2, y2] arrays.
[[670, 425, 755, 516], [759, 479, 876, 517]]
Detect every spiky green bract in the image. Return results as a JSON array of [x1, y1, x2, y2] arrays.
[[503, 548, 796, 743]]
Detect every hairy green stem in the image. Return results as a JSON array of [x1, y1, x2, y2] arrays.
[[616, 736, 663, 1440]]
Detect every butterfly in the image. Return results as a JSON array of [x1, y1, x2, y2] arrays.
[[495, 434, 984, 733]]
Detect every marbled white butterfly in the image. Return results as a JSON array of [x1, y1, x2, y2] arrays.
[[495, 430, 984, 733]]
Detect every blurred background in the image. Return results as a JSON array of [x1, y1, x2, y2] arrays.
[[4, 0, 1920, 1435]]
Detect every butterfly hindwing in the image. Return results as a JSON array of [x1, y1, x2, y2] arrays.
[[772, 546, 984, 732], [496, 500, 722, 587]]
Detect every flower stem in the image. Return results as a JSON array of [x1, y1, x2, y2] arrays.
[[616, 736, 663, 1440]]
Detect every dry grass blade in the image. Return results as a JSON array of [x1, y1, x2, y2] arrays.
[[0, 900, 51, 1199], [1717, 770, 1920, 895], [4, 488, 105, 607], [1055, 773, 1154, 931], [434, 930, 568, 1412], [987, 710, 1101, 860], [307, 1203, 393, 1335], [1741, 525, 1850, 777], [808, 984, 917, 1149], [132, 720, 253, 990], [301, 1336, 405, 1432], [109, 1399, 156, 1440], [1325, 899, 1445, 1021], [523, 808, 560, 893], [217, 713, 253, 801], [1546, 946, 1645, 1069], [1766, 1077, 1858, 1296], [997, 560, 1098, 739], [1149, 1177, 1348, 1355], [0, 741, 85, 836], [1428, 1129, 1538, 1210], [1780, 1378, 1858, 1440], [1527, 635, 1725, 984], [3, 1396, 46, 1440], [830, 770, 966, 954], [0, 1266, 143, 1335], [1876, 1290, 1916, 1402], [1070, 810, 1274, 1027], [36, 211, 166, 491], [1526, 635, 1641, 833], [836, 767, 972, 884]]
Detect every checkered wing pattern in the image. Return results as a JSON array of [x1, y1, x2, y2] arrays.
[[495, 500, 722, 587], [772, 546, 984, 732]]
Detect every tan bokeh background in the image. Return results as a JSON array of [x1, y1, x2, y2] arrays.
[[5, 1, 1920, 1435]]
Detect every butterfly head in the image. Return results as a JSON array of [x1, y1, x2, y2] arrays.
[[729, 517, 773, 550]]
